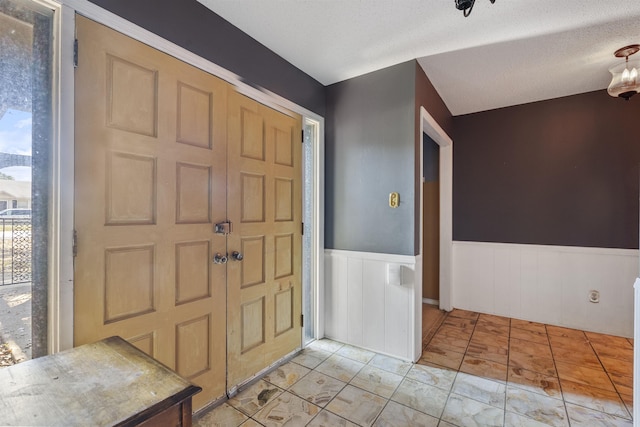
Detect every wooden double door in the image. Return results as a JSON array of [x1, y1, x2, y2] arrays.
[[73, 16, 302, 409]]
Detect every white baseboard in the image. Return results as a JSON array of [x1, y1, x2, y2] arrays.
[[452, 241, 638, 337], [422, 298, 440, 306]]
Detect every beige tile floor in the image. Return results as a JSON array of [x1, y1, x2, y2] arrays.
[[194, 309, 634, 426]]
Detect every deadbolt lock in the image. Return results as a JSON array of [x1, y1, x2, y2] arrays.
[[213, 253, 228, 264], [215, 221, 232, 235]]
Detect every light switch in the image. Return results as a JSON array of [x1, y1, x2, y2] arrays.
[[386, 263, 402, 286], [389, 192, 400, 208]]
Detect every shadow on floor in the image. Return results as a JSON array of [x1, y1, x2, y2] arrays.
[[0, 282, 31, 364]]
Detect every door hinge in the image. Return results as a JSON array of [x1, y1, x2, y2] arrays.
[[301, 129, 304, 143], [72, 230, 78, 257], [73, 39, 78, 68], [301, 222, 304, 236], [300, 314, 304, 327]]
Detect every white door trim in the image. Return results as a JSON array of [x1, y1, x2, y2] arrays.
[[50, 3, 76, 355], [419, 106, 453, 312], [303, 117, 326, 342], [50, 0, 325, 353]]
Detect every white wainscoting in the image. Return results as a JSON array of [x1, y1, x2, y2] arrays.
[[452, 241, 638, 337], [324, 249, 421, 362]]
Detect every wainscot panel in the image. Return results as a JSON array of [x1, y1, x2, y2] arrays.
[[452, 241, 638, 337], [324, 249, 421, 362]]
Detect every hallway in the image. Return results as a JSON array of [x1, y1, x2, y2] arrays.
[[195, 308, 633, 426]]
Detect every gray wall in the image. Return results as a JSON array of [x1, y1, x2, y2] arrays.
[[88, 0, 325, 116], [325, 62, 416, 255]]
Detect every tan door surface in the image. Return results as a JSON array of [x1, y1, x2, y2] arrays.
[[423, 181, 440, 300], [74, 16, 228, 408], [227, 92, 302, 387]]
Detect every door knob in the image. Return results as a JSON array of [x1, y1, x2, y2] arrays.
[[231, 251, 244, 261], [213, 253, 228, 264]]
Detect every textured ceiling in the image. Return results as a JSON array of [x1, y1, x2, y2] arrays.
[[197, 0, 640, 115]]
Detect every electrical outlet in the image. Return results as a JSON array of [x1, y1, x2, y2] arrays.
[[589, 290, 600, 303]]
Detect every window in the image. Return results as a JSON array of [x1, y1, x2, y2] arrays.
[[0, 0, 53, 360]]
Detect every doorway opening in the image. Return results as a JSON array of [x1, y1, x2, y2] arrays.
[[0, 0, 54, 364], [422, 133, 440, 306], [417, 107, 453, 357]]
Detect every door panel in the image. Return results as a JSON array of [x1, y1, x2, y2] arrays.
[[74, 16, 227, 408], [227, 92, 302, 388], [74, 15, 303, 407]]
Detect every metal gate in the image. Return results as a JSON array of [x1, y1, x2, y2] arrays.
[[0, 218, 31, 285]]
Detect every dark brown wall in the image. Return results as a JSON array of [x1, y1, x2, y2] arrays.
[[415, 63, 453, 253], [453, 90, 640, 249], [88, 0, 325, 116], [415, 63, 453, 138]]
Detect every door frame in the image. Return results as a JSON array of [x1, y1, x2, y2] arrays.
[[52, 0, 325, 353], [418, 106, 453, 312], [23, 0, 76, 355], [303, 117, 325, 342]]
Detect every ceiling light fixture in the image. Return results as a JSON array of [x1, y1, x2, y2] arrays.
[[455, 0, 495, 17], [607, 44, 640, 101]]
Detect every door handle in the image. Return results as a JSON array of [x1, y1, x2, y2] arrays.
[[231, 251, 244, 261], [213, 253, 228, 264]]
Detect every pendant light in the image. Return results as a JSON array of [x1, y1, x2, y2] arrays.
[[607, 45, 640, 101]]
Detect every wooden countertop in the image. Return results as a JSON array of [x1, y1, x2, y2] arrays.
[[0, 336, 201, 426]]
